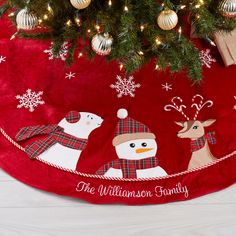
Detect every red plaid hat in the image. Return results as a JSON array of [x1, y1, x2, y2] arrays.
[[112, 109, 156, 146]]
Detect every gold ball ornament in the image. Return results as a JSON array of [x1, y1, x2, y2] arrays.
[[91, 33, 113, 56], [70, 0, 91, 10], [219, 0, 236, 17], [16, 8, 38, 30], [157, 9, 178, 30]]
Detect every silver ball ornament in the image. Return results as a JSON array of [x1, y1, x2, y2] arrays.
[[70, 0, 91, 10], [91, 33, 113, 56], [219, 0, 236, 18], [157, 9, 178, 30], [16, 8, 38, 30]]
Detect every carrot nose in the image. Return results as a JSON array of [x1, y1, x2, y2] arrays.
[[135, 148, 153, 154]]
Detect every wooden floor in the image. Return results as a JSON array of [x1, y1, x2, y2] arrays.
[[0, 169, 236, 236]]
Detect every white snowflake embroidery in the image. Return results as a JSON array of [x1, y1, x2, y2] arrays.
[[0, 55, 6, 64], [65, 72, 76, 80], [162, 83, 172, 92], [16, 89, 45, 112], [110, 75, 141, 98], [199, 49, 216, 68], [44, 42, 68, 61]]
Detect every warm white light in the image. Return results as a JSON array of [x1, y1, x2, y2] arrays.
[[47, 4, 53, 13], [75, 18, 81, 26], [124, 6, 128, 12], [155, 37, 161, 45], [10, 32, 17, 40], [43, 14, 48, 20], [8, 12, 15, 17], [66, 20, 72, 26], [210, 40, 216, 46], [95, 24, 100, 31], [140, 25, 145, 32], [178, 27, 182, 34]]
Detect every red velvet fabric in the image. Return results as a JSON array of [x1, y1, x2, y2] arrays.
[[0, 12, 235, 205]]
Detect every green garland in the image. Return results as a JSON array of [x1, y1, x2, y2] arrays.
[[1, 0, 236, 81]]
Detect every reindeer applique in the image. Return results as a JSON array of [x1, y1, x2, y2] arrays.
[[164, 95, 217, 170]]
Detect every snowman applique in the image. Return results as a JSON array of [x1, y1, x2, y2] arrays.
[[96, 109, 168, 179], [16, 111, 103, 170]]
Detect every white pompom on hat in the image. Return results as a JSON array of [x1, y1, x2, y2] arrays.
[[117, 108, 128, 119]]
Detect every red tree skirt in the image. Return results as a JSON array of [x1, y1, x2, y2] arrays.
[[0, 17, 236, 205]]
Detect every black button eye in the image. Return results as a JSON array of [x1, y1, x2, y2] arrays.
[[141, 143, 147, 147], [193, 126, 198, 129], [91, 117, 93, 120], [130, 143, 135, 148]]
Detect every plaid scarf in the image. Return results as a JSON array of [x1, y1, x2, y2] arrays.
[[96, 156, 159, 179], [16, 125, 88, 159], [191, 132, 216, 152]]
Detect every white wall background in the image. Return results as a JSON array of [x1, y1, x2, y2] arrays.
[[0, 168, 235, 236]]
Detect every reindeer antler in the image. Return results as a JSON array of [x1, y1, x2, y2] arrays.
[[164, 96, 190, 121], [191, 94, 213, 120]]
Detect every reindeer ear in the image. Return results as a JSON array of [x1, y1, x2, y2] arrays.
[[65, 111, 81, 123], [202, 119, 216, 127], [175, 121, 184, 127]]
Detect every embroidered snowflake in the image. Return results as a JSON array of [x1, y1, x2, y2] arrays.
[[199, 49, 216, 68], [65, 72, 76, 80], [162, 83, 172, 92], [0, 55, 6, 64], [44, 42, 68, 61], [16, 89, 45, 112], [110, 75, 141, 98]]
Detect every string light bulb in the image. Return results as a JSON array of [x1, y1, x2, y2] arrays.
[[95, 24, 100, 32], [43, 14, 48, 20], [195, 0, 204, 8], [8, 12, 15, 17], [10, 32, 18, 40], [124, 5, 128, 12], [108, 0, 112, 6], [210, 40, 216, 46], [78, 52, 83, 58], [140, 24, 145, 32], [178, 27, 182, 40], [138, 51, 144, 56], [119, 63, 124, 70], [47, 4, 53, 13], [75, 17, 81, 26], [155, 37, 161, 45], [66, 20, 72, 26]]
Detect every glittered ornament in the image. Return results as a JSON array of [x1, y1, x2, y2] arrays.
[[70, 0, 91, 10], [91, 33, 113, 56], [219, 0, 236, 18], [16, 8, 38, 30], [157, 9, 178, 30]]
